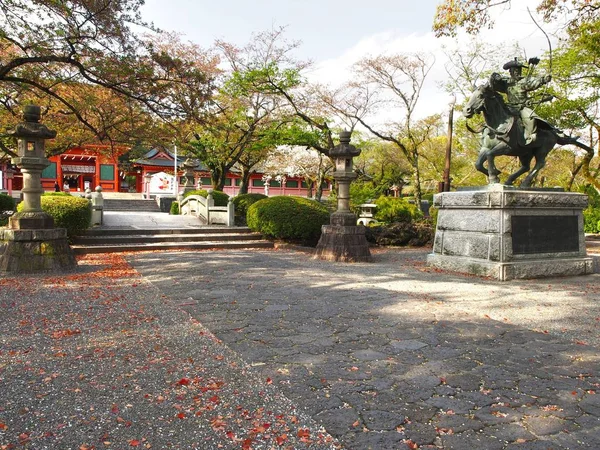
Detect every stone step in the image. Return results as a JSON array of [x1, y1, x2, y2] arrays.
[[103, 199, 161, 212], [80, 226, 254, 237], [74, 232, 264, 245], [71, 226, 273, 254], [71, 240, 274, 255]]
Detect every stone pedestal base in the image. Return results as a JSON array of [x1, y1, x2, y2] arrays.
[[9, 211, 54, 229], [314, 225, 372, 262], [427, 186, 594, 280], [0, 228, 77, 273]]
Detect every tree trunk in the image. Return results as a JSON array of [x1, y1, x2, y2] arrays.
[[239, 167, 252, 195], [315, 173, 324, 202], [211, 166, 228, 191], [305, 178, 314, 198], [412, 154, 423, 212]]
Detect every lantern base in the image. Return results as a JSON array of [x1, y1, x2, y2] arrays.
[[9, 211, 54, 229], [314, 225, 372, 262], [0, 228, 76, 273], [330, 211, 359, 226]]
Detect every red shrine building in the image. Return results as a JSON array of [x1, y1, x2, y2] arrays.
[[1, 146, 330, 197]]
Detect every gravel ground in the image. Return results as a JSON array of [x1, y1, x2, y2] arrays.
[[0, 253, 337, 450]]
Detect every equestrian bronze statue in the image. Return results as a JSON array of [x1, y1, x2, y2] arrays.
[[463, 57, 593, 187]]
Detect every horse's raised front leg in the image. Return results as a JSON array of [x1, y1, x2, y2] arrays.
[[475, 149, 489, 176], [485, 141, 512, 184]]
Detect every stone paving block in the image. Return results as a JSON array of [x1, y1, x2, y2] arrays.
[[362, 409, 406, 431], [403, 422, 437, 445], [343, 430, 406, 450], [482, 423, 537, 443], [432, 413, 485, 433], [440, 430, 505, 450], [524, 415, 570, 436]]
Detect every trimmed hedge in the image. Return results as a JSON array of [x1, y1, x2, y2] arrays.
[[233, 193, 267, 217], [170, 201, 180, 215], [374, 196, 422, 223], [182, 189, 229, 206], [247, 196, 329, 245], [0, 193, 15, 212], [17, 194, 91, 236]]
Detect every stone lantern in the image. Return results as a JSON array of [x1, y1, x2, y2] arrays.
[[314, 131, 371, 262], [0, 105, 76, 272], [181, 157, 198, 193], [9, 105, 55, 229]]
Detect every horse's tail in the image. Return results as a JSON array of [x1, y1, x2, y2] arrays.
[[557, 135, 594, 153]]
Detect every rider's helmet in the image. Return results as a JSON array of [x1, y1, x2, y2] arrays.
[[503, 58, 527, 79]]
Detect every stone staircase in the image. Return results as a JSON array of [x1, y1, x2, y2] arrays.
[[71, 227, 274, 254], [103, 198, 161, 212]]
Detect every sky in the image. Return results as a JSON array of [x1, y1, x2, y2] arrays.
[[140, 0, 560, 120]]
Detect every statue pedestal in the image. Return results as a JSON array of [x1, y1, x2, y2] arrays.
[[0, 227, 76, 273], [314, 212, 372, 262], [427, 185, 595, 280]]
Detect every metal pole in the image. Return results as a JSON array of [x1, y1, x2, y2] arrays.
[[442, 95, 456, 192], [173, 144, 178, 196]]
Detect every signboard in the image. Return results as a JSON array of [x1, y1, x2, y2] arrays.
[[149, 172, 175, 195], [512, 215, 579, 254]]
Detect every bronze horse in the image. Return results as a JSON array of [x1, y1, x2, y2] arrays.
[[463, 82, 591, 187]]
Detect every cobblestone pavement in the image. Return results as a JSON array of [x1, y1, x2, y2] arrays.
[[130, 248, 600, 450]]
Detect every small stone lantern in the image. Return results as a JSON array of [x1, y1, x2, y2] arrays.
[[0, 105, 76, 272], [182, 158, 198, 193], [144, 173, 152, 199], [9, 105, 55, 229], [314, 131, 371, 262]]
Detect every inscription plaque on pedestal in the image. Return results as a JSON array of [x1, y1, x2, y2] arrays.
[[512, 215, 579, 254]]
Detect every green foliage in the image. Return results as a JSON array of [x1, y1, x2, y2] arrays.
[[350, 182, 379, 213], [374, 196, 422, 224], [247, 196, 330, 244], [584, 207, 600, 234], [583, 185, 600, 208], [42, 192, 72, 197], [0, 193, 16, 212], [233, 193, 267, 217], [170, 201, 180, 215], [365, 221, 434, 247], [182, 189, 229, 206], [17, 194, 91, 236]]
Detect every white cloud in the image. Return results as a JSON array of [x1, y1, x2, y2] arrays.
[[306, 0, 560, 121]]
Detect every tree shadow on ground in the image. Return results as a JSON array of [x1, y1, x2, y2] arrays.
[[130, 248, 600, 449]]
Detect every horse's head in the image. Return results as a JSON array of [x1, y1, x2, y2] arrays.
[[463, 84, 489, 118]]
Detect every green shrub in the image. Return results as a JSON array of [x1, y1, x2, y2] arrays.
[[247, 196, 330, 245], [365, 221, 434, 247], [17, 194, 91, 236], [42, 191, 72, 197], [582, 185, 600, 208], [233, 193, 267, 217], [374, 196, 422, 223], [182, 189, 229, 206], [0, 193, 16, 212], [170, 201, 180, 215], [584, 207, 600, 234]]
